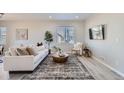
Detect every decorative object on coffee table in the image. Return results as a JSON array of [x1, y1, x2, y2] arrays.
[[52, 53, 69, 63], [83, 47, 92, 57], [44, 31, 53, 54], [53, 46, 61, 53]]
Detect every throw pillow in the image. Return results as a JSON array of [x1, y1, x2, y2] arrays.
[[9, 48, 18, 56], [5, 51, 12, 56], [36, 46, 45, 52], [26, 47, 37, 56], [16, 48, 30, 56]]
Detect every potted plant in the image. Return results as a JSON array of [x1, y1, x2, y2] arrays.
[[44, 31, 53, 54], [53, 46, 64, 57], [53, 46, 61, 52]]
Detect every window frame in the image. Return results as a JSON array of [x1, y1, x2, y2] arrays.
[[0, 27, 7, 45], [56, 26, 75, 44]]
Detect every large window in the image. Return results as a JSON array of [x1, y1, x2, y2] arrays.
[[56, 26, 75, 44], [0, 27, 7, 44]]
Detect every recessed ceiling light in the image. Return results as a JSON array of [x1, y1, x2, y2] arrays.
[[75, 16, 79, 19], [49, 16, 52, 19]]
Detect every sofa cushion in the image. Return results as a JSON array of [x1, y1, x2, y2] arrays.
[[35, 46, 45, 52], [16, 48, 30, 56], [34, 54, 42, 64], [34, 50, 45, 64], [31, 46, 45, 53]]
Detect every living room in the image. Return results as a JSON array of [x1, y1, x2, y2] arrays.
[[0, 13, 124, 80], [0, 13, 86, 79], [1, 0, 124, 93]]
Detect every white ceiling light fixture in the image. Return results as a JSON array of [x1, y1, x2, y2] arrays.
[[49, 16, 52, 19], [75, 16, 79, 19], [0, 13, 4, 18]]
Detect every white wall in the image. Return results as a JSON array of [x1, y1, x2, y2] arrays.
[[0, 20, 84, 51], [85, 14, 124, 74]]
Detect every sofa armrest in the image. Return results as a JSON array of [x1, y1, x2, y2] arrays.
[[4, 56, 35, 71]]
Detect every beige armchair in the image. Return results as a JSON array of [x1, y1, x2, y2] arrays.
[[71, 42, 84, 55]]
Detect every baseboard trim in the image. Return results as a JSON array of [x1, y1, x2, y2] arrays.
[[92, 56, 124, 78]]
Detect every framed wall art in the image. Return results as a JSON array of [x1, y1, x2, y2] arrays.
[[16, 28, 28, 40]]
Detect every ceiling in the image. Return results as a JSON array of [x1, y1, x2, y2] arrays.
[[0, 13, 94, 21]]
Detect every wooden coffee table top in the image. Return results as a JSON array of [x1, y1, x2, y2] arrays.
[[52, 53, 69, 63]]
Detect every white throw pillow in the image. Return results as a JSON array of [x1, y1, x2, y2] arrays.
[[37, 46, 45, 51], [32, 46, 45, 53], [5, 51, 11, 56]]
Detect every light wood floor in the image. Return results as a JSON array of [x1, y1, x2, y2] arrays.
[[10, 56, 124, 80], [78, 56, 124, 80]]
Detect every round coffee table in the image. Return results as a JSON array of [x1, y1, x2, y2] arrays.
[[52, 53, 69, 63]]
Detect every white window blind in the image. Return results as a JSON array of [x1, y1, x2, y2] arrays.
[[0, 27, 7, 44]]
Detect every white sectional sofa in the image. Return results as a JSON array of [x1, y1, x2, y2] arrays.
[[4, 46, 49, 71]]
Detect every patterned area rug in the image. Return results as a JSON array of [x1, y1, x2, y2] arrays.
[[22, 55, 95, 80]]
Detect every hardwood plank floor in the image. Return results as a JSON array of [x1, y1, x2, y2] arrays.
[[78, 56, 124, 80], [10, 56, 124, 80]]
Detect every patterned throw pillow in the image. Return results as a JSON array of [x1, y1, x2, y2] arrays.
[[9, 48, 18, 56], [16, 48, 30, 56]]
